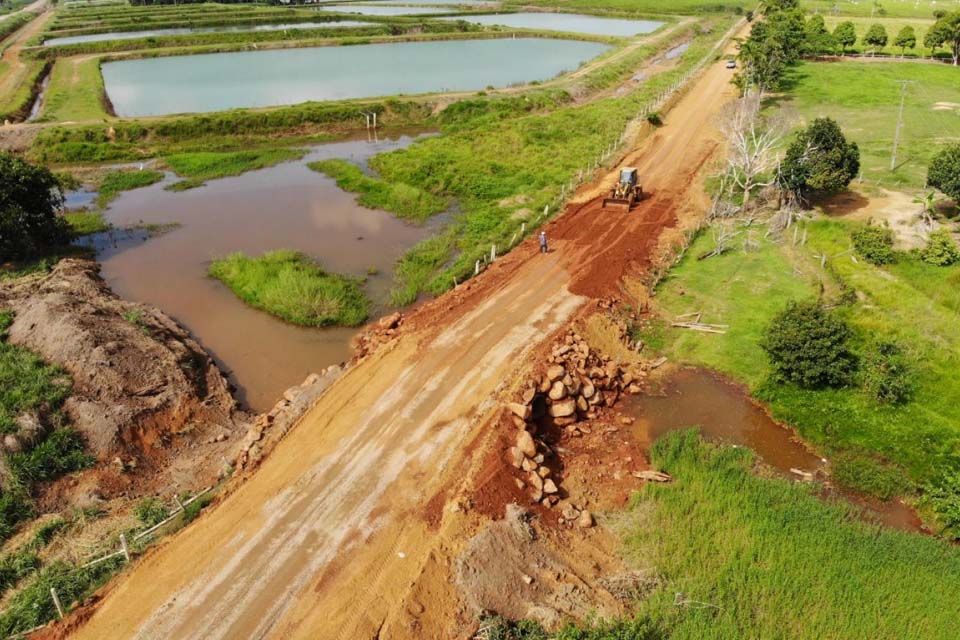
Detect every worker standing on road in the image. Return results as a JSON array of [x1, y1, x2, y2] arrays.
[[539, 231, 548, 254]]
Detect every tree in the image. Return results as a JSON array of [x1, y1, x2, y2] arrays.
[[736, 8, 806, 93], [805, 15, 836, 55], [718, 92, 787, 206], [778, 118, 860, 203], [894, 25, 916, 56], [833, 20, 857, 54], [0, 153, 69, 263], [928, 11, 960, 65], [927, 144, 960, 203], [925, 25, 945, 57], [863, 23, 888, 55], [761, 300, 857, 388]]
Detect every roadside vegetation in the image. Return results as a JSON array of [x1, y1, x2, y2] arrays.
[[208, 250, 369, 327]]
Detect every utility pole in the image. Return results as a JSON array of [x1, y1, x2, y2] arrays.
[[890, 80, 914, 172]]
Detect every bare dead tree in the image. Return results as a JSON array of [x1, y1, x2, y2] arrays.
[[717, 91, 787, 208]]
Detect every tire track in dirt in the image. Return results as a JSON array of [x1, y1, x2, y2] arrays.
[[61, 32, 743, 640]]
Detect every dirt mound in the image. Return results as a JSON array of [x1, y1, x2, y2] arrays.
[[0, 259, 247, 474], [455, 504, 622, 629]]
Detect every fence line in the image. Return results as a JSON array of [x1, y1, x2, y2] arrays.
[[461, 17, 745, 282]]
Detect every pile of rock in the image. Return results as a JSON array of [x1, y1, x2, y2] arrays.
[[352, 312, 403, 359], [505, 330, 647, 520]]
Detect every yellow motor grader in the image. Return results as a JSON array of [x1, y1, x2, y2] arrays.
[[602, 167, 643, 211]]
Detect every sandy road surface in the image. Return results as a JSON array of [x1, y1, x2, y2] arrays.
[[66, 32, 741, 640]]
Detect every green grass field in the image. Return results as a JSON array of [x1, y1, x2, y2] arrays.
[[614, 430, 960, 640], [774, 61, 960, 191], [650, 219, 960, 503], [803, 0, 948, 18], [208, 250, 369, 327]]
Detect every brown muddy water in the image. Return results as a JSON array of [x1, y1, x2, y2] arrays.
[[625, 368, 924, 533], [77, 132, 436, 412]]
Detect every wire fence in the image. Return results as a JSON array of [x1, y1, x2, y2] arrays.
[[462, 17, 746, 284], [2, 486, 214, 639]]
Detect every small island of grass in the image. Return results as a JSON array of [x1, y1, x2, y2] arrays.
[[208, 250, 368, 327]]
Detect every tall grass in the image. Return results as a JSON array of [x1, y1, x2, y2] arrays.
[[616, 430, 960, 639], [308, 159, 447, 223], [208, 250, 369, 327], [650, 219, 960, 511]]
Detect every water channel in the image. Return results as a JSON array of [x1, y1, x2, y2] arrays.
[[74, 132, 435, 412], [101, 37, 611, 117], [43, 20, 373, 46], [625, 368, 924, 532]]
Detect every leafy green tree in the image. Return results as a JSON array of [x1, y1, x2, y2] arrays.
[[761, 300, 857, 389], [805, 15, 836, 55], [925, 24, 945, 57], [894, 25, 916, 56], [920, 229, 960, 266], [778, 118, 860, 202], [833, 21, 857, 54], [863, 23, 889, 54], [0, 153, 69, 262], [928, 11, 960, 65], [927, 144, 960, 203], [736, 8, 806, 92]]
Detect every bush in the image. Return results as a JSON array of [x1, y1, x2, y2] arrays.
[[134, 497, 168, 528], [927, 144, 960, 203], [760, 300, 857, 388], [0, 153, 70, 262], [778, 118, 860, 202], [861, 341, 913, 404], [925, 471, 960, 540], [920, 229, 960, 266], [851, 222, 895, 265]]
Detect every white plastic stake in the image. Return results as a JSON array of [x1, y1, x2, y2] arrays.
[[51, 588, 65, 619], [120, 532, 131, 562]]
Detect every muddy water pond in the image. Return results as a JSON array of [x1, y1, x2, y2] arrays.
[[626, 368, 923, 532], [101, 37, 611, 117], [77, 133, 435, 412], [440, 13, 664, 37], [43, 21, 373, 46], [316, 5, 470, 15]]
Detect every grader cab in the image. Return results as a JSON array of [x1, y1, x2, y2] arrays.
[[602, 167, 643, 211]]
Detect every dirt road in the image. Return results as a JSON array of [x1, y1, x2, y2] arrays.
[[66, 33, 741, 640]]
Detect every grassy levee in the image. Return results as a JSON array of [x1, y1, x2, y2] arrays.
[[0, 58, 48, 122], [30, 20, 485, 57], [39, 56, 109, 122], [31, 99, 433, 163], [773, 61, 960, 191], [354, 17, 734, 304], [0, 12, 32, 46], [208, 250, 369, 327], [650, 219, 960, 505], [611, 430, 960, 640]]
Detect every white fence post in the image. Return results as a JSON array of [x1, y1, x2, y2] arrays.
[[51, 588, 65, 620]]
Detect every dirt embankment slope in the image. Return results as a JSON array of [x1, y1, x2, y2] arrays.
[[60, 41, 740, 640], [0, 259, 246, 501]]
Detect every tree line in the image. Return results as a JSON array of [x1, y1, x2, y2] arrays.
[[737, 0, 960, 95]]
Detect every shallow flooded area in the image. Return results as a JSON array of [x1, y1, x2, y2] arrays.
[[316, 4, 468, 15], [626, 368, 923, 532], [101, 37, 610, 117], [76, 133, 435, 411], [44, 21, 373, 46], [440, 13, 664, 37]]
